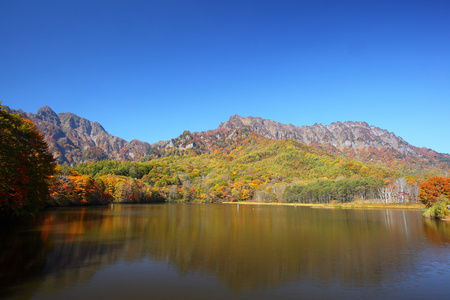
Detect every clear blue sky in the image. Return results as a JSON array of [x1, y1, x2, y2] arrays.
[[1, 0, 449, 154]]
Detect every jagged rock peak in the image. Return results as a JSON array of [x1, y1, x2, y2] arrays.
[[58, 112, 107, 134], [220, 115, 279, 129], [37, 105, 56, 115], [220, 114, 245, 128], [36, 105, 60, 125], [218, 115, 415, 154], [4, 104, 152, 164], [229, 114, 244, 120]]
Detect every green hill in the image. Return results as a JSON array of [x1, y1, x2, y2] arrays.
[[74, 134, 396, 203]]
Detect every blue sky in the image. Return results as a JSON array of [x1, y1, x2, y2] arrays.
[[1, 0, 449, 154]]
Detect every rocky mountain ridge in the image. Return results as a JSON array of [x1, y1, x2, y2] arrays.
[[4, 105, 450, 173], [215, 115, 450, 173], [4, 105, 151, 164], [219, 115, 414, 154]]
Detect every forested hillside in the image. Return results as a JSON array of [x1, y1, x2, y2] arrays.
[[4, 104, 450, 207], [68, 135, 413, 205], [6, 106, 450, 176]]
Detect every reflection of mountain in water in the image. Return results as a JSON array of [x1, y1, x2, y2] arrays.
[[141, 204, 425, 291], [2, 204, 450, 297]]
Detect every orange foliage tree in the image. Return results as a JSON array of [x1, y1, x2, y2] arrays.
[[0, 104, 55, 216], [418, 176, 450, 207], [49, 169, 113, 206]]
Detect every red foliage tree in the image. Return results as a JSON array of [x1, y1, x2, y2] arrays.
[[0, 104, 56, 216], [418, 176, 450, 207]]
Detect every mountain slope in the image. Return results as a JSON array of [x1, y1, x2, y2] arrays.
[[4, 105, 151, 164], [216, 115, 450, 174], [75, 135, 394, 204], [4, 105, 449, 174]]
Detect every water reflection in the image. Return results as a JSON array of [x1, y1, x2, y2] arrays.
[[423, 218, 450, 246], [2, 204, 450, 299], [0, 222, 49, 296]]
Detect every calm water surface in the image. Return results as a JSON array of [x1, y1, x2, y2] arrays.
[[2, 204, 450, 299]]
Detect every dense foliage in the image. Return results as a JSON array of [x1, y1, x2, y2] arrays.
[[423, 195, 450, 220], [340, 146, 450, 175], [68, 137, 421, 204], [0, 104, 55, 217], [283, 178, 384, 203], [1, 105, 435, 214], [418, 176, 450, 207]]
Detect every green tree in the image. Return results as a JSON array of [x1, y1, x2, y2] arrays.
[[0, 104, 55, 217], [423, 195, 450, 220]]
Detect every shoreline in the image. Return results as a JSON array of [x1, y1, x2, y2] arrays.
[[222, 201, 425, 210]]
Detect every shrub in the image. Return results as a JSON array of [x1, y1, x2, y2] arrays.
[[423, 195, 450, 220]]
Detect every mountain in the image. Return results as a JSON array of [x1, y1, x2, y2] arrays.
[[4, 105, 151, 165], [155, 115, 450, 174], [4, 105, 450, 174], [215, 115, 450, 174], [219, 115, 413, 153]]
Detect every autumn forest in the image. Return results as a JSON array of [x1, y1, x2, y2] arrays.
[[2, 104, 450, 219]]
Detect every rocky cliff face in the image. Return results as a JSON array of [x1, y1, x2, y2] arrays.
[[219, 115, 414, 154], [216, 115, 450, 173], [4, 105, 151, 165]]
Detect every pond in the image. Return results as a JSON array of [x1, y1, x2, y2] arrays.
[[2, 204, 450, 299]]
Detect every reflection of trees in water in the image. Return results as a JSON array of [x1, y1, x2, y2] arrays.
[[423, 218, 450, 246], [0, 221, 49, 298], [1, 205, 436, 296], [142, 205, 426, 291], [0, 208, 128, 298]]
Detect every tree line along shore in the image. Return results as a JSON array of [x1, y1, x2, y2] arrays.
[[1, 104, 449, 220]]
